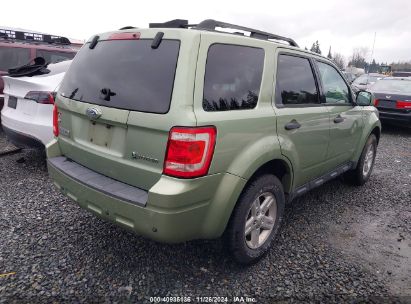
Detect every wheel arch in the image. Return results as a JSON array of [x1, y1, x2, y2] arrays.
[[352, 115, 381, 164], [370, 125, 381, 144], [245, 158, 294, 195], [203, 157, 294, 239]]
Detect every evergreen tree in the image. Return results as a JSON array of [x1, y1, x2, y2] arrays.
[[315, 41, 322, 55], [310, 41, 322, 55], [327, 46, 332, 59], [310, 42, 316, 53]]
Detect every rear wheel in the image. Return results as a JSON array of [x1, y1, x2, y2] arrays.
[[225, 174, 285, 264], [344, 134, 377, 186]]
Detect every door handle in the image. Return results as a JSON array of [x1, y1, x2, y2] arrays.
[[285, 119, 301, 130], [333, 115, 345, 123]]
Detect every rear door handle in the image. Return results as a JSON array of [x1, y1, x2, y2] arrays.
[[333, 115, 345, 123], [285, 119, 301, 130]]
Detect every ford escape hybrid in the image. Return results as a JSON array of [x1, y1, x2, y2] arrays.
[[47, 19, 381, 264]]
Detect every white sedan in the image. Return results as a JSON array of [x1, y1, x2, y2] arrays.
[[1, 60, 71, 148]]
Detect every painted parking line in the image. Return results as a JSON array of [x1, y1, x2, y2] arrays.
[[0, 272, 16, 278]]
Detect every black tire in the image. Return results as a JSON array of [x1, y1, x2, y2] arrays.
[[225, 174, 285, 264], [344, 134, 377, 186]]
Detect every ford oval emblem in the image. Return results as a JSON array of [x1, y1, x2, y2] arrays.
[[86, 107, 102, 120]]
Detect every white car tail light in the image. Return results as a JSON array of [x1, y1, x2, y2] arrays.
[[24, 91, 55, 104]]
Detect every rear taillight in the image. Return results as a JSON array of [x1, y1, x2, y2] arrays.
[[373, 99, 379, 107], [396, 100, 411, 109], [24, 91, 55, 104], [53, 105, 59, 137], [163, 126, 217, 178]]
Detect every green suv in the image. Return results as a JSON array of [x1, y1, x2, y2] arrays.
[[46, 19, 381, 263]]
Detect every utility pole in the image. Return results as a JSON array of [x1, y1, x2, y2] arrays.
[[369, 32, 376, 73]]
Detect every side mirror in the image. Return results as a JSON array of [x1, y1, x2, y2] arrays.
[[356, 91, 373, 106]]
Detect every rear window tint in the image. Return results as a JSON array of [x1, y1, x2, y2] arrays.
[[203, 44, 264, 111], [36, 50, 75, 63], [0, 46, 30, 70], [59, 39, 180, 114]]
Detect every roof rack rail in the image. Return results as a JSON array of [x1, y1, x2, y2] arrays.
[[149, 19, 192, 29], [0, 28, 71, 45], [196, 19, 298, 47], [147, 19, 298, 47]]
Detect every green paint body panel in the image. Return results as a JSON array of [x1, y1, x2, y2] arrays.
[[46, 27, 381, 243], [48, 148, 246, 242]]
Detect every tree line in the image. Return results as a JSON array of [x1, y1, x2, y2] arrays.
[[305, 41, 411, 72]]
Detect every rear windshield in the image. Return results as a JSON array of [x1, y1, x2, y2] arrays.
[[0, 46, 30, 70], [371, 79, 411, 94], [36, 50, 75, 64], [59, 39, 180, 114]]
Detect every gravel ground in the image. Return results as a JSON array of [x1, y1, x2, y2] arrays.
[[0, 125, 410, 303]]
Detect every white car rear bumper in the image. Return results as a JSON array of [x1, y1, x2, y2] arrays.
[[1, 102, 53, 146]]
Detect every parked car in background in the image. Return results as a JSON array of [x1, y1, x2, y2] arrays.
[[369, 77, 411, 126], [0, 27, 78, 118], [342, 71, 356, 83], [392, 71, 411, 77], [352, 73, 385, 92], [345, 66, 365, 77], [46, 19, 381, 264], [1, 59, 72, 147]]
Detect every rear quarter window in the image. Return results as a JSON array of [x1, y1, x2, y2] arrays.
[[203, 44, 264, 111]]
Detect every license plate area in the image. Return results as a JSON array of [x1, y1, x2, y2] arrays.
[[88, 121, 115, 147], [8, 96, 17, 109], [378, 100, 396, 109]]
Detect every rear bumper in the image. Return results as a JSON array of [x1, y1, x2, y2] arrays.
[[2, 125, 44, 148], [1, 102, 53, 145], [378, 110, 411, 125], [47, 140, 246, 243]]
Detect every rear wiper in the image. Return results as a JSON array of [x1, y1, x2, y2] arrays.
[[151, 32, 164, 49], [100, 88, 116, 101], [89, 35, 99, 49]]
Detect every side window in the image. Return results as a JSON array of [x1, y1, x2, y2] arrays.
[[203, 44, 264, 112], [275, 54, 319, 105], [317, 61, 351, 104], [0, 46, 30, 70]]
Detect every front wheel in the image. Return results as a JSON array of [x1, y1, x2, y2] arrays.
[[225, 174, 285, 264], [344, 134, 377, 186]]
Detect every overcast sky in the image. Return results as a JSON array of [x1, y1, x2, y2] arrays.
[[2, 0, 410, 64]]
